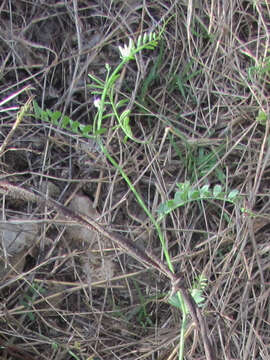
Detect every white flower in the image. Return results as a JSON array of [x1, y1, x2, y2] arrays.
[[118, 38, 133, 59], [93, 97, 101, 109]]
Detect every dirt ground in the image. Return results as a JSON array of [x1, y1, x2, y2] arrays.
[[0, 1, 270, 359]]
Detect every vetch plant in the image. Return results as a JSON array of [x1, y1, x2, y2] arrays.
[[88, 30, 215, 360], [33, 27, 217, 359], [89, 31, 158, 142], [88, 30, 178, 283]]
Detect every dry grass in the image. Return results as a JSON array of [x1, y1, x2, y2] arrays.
[[0, 0, 270, 359]]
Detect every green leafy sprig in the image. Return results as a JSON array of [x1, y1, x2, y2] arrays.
[[88, 32, 159, 142], [158, 182, 239, 219], [169, 275, 208, 360], [33, 101, 106, 138]]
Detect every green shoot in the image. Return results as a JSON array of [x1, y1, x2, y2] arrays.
[[33, 100, 106, 137], [256, 110, 268, 125], [89, 32, 159, 142], [20, 282, 46, 321], [169, 275, 207, 360], [158, 181, 239, 220]]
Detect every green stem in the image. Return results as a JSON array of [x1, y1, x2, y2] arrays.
[[94, 44, 174, 273], [97, 138, 174, 273], [179, 311, 187, 360]]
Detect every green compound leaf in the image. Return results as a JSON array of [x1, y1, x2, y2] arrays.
[[190, 275, 207, 307], [137, 32, 158, 50], [158, 182, 239, 217], [169, 275, 207, 311], [33, 101, 102, 138]]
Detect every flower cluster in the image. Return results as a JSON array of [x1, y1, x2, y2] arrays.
[[118, 38, 134, 59]]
